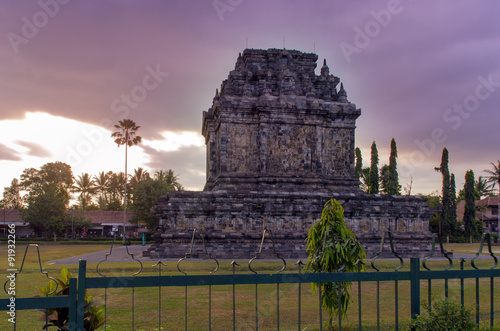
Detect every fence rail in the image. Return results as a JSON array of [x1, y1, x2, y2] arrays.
[[1, 233, 499, 330]]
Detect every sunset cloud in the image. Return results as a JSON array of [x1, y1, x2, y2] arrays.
[[1, 0, 499, 195]]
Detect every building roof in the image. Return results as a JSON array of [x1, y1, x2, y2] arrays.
[[0, 209, 25, 226], [67, 210, 134, 225], [1, 209, 135, 226], [477, 211, 497, 222], [476, 197, 500, 207], [457, 197, 500, 222]]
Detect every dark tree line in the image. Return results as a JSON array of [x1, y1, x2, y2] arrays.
[[0, 162, 183, 238], [433, 148, 495, 241], [356, 140, 497, 241], [0, 119, 185, 238]]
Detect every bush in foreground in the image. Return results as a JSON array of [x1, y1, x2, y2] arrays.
[[409, 298, 489, 331]]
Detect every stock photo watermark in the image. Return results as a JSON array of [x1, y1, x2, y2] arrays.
[[339, 0, 412, 64], [7, 0, 73, 54], [213, 0, 244, 21], [110, 64, 170, 119], [65, 64, 169, 166], [6, 223, 16, 324], [399, 74, 500, 177]]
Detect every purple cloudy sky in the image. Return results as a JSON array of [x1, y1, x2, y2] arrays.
[[1, 0, 499, 195]]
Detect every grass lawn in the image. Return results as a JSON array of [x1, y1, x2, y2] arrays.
[[0, 243, 499, 330], [444, 242, 500, 254]]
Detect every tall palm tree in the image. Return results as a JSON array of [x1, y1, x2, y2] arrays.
[[154, 170, 167, 182], [93, 171, 110, 210], [111, 119, 142, 243], [379, 164, 390, 194], [484, 160, 500, 195], [358, 167, 370, 193], [475, 176, 491, 199], [72, 173, 96, 210], [129, 167, 150, 190], [107, 172, 125, 202], [155, 169, 183, 191]]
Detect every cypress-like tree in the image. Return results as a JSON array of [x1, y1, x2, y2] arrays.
[[450, 173, 457, 230], [387, 138, 401, 195], [379, 164, 390, 194], [355, 147, 363, 180], [369, 141, 379, 194], [463, 170, 476, 242], [435, 148, 452, 237]]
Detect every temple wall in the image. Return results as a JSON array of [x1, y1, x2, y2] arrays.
[[147, 191, 433, 259]]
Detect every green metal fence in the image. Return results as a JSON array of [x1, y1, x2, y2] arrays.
[[1, 233, 499, 330]]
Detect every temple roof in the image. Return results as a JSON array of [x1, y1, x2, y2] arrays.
[[214, 48, 344, 102]]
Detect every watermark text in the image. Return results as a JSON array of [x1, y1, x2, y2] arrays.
[[6, 223, 16, 324], [7, 0, 73, 54]]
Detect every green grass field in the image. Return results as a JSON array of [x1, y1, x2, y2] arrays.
[[0, 243, 498, 330], [445, 242, 500, 254]]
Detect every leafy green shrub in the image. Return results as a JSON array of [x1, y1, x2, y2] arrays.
[[409, 299, 487, 331], [306, 199, 366, 328], [37, 267, 105, 330]]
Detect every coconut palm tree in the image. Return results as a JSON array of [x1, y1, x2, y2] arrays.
[[107, 172, 125, 202], [72, 173, 96, 210], [155, 169, 183, 191], [475, 176, 491, 199], [484, 160, 500, 195], [358, 167, 370, 193], [129, 167, 150, 190], [93, 171, 111, 210], [111, 119, 142, 243]]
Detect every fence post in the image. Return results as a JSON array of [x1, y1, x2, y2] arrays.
[[77, 260, 87, 330], [410, 258, 420, 320], [68, 277, 77, 330]]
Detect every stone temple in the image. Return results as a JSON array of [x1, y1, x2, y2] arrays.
[[145, 48, 433, 259]]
